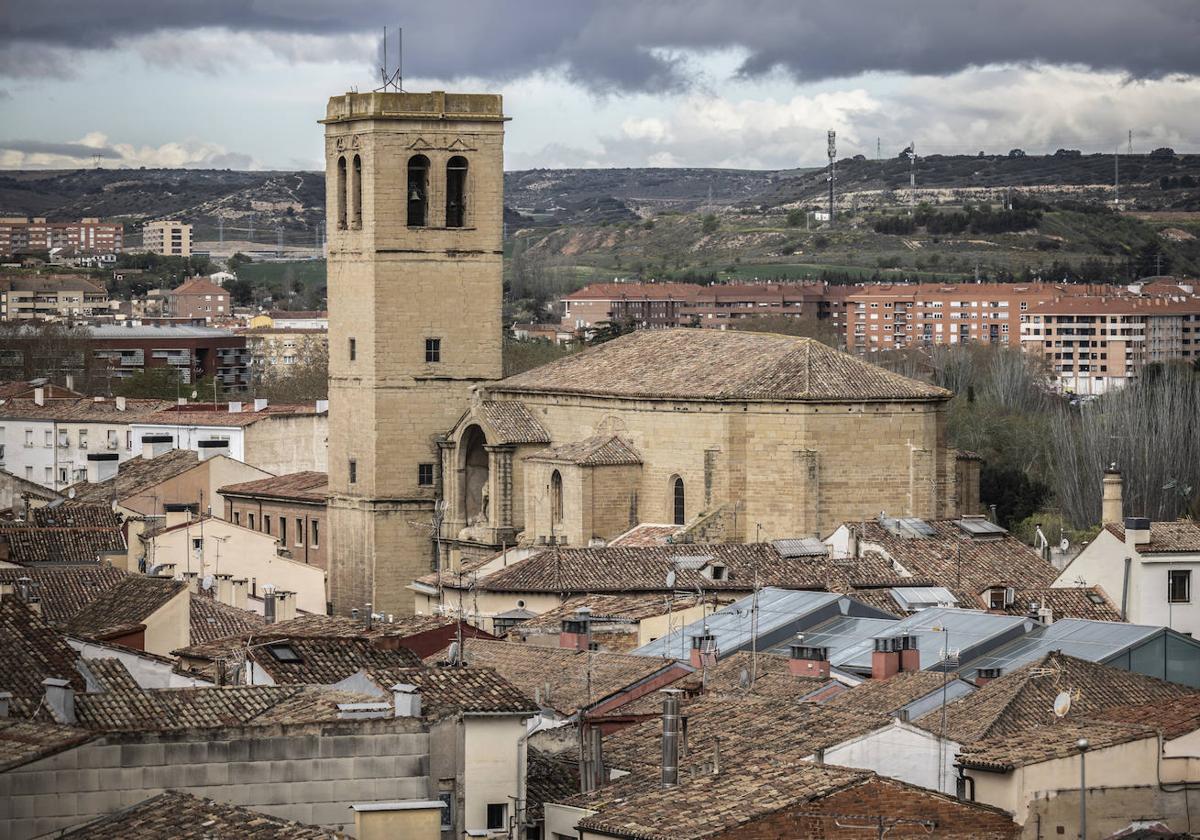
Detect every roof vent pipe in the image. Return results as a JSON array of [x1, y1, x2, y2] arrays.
[[660, 689, 683, 788]]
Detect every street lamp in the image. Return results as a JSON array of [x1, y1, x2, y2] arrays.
[[1077, 738, 1089, 840]]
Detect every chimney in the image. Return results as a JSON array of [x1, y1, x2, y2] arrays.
[[660, 689, 683, 788], [274, 590, 297, 622], [975, 667, 1001, 686], [215, 659, 228, 687], [253, 398, 268, 412], [263, 584, 277, 623], [231, 578, 247, 610], [115, 396, 126, 412], [1124, 517, 1151, 550], [86, 452, 119, 484], [789, 643, 831, 679], [214, 574, 233, 606], [197, 439, 229, 461], [228, 401, 243, 413], [181, 571, 199, 594], [43, 678, 75, 724], [64, 374, 74, 392], [163, 503, 195, 529], [689, 630, 718, 669], [0, 691, 11, 718], [14, 577, 41, 615], [1037, 604, 1054, 626], [588, 725, 605, 790], [392, 683, 422, 718], [33, 387, 44, 406], [559, 607, 592, 651], [177, 397, 187, 406], [872, 635, 917, 680], [141, 434, 174, 459], [1102, 467, 1124, 526]]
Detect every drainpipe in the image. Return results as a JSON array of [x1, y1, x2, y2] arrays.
[[1120, 556, 1131, 621]]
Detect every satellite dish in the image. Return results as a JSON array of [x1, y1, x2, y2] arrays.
[[1053, 690, 1073, 718], [201, 574, 214, 590], [1060, 538, 1071, 552], [665, 569, 677, 589]]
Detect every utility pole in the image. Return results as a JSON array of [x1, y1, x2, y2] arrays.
[[1114, 145, 1120, 209], [1077, 738, 1089, 840], [827, 130, 837, 224]]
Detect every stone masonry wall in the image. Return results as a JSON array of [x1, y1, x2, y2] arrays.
[[0, 719, 430, 840]]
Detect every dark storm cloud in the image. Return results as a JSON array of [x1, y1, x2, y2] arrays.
[[0, 140, 121, 158], [2, 1, 1199, 87]]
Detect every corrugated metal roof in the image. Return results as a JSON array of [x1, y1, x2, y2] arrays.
[[767, 615, 898, 664], [771, 538, 827, 558], [834, 608, 1030, 672], [89, 325, 236, 339], [890, 586, 958, 611], [959, 618, 1165, 675]]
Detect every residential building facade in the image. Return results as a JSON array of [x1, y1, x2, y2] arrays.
[[0, 217, 123, 258], [0, 275, 109, 321], [142, 220, 193, 257], [240, 327, 329, 374], [219, 471, 328, 570], [88, 324, 250, 387], [167, 276, 229, 321]]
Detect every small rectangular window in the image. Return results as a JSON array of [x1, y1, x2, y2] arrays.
[[248, 513, 255, 530], [1169, 570, 1191, 604], [418, 463, 434, 486], [311, 519, 320, 547], [487, 803, 507, 831], [349, 459, 357, 484], [425, 338, 441, 363], [233, 511, 240, 526], [296, 517, 304, 546], [349, 337, 356, 361], [263, 515, 271, 535], [279, 517, 287, 544]]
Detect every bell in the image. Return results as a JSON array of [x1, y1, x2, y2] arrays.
[[409, 188, 423, 201]]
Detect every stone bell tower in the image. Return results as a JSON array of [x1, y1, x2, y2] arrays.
[[321, 91, 506, 615]]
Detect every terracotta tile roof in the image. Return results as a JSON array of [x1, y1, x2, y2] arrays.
[[172, 276, 227, 296], [517, 593, 709, 631], [55, 790, 342, 839], [0, 566, 129, 626], [0, 520, 126, 565], [494, 329, 951, 403], [958, 719, 1155, 771], [456, 639, 679, 716], [28, 504, 121, 529], [608, 524, 681, 547], [0, 598, 84, 717], [81, 657, 140, 692], [144, 403, 323, 428], [246, 637, 423, 685], [362, 665, 538, 720], [217, 470, 328, 503], [1028, 296, 1200, 316], [1104, 521, 1200, 553], [473, 543, 837, 594], [269, 309, 327, 319], [823, 671, 954, 715], [0, 396, 170, 422], [848, 518, 1058, 601], [562, 282, 705, 302], [67, 448, 199, 505], [918, 652, 1192, 743], [65, 576, 186, 640], [188, 592, 264, 645], [479, 400, 551, 444], [73, 685, 379, 731], [526, 434, 642, 466], [527, 747, 580, 822], [1002, 587, 1121, 621], [0, 718, 95, 773], [844, 587, 904, 617], [1099, 693, 1200, 739]]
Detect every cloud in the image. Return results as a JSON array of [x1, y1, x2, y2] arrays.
[[2, 1, 1198, 90], [0, 133, 261, 170]]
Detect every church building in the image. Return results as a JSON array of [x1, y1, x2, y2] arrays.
[[322, 89, 978, 617]]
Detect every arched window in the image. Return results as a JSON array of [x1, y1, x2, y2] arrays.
[[350, 154, 362, 229], [446, 155, 468, 227], [551, 470, 563, 524], [335, 156, 347, 229], [407, 154, 430, 227], [672, 476, 685, 526]]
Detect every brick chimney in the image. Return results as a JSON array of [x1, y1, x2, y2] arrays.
[[789, 643, 831, 679], [559, 607, 592, 651], [1102, 467, 1123, 526], [871, 635, 918, 680], [689, 630, 717, 669]]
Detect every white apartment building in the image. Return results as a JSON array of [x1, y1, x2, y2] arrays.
[[0, 391, 170, 491]]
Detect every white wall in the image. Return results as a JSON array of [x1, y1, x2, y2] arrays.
[[69, 637, 214, 688], [462, 716, 528, 834], [823, 721, 960, 795], [0, 418, 138, 491], [131, 422, 246, 463]]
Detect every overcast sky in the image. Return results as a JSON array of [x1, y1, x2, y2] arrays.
[[2, 1, 1198, 171]]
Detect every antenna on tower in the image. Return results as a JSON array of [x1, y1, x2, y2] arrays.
[[1127, 129, 1133, 156], [376, 25, 405, 92], [91, 153, 102, 169], [826, 130, 837, 224]]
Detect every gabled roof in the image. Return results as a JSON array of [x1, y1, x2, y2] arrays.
[[455, 639, 679, 716], [479, 400, 551, 444], [1104, 521, 1200, 553], [141, 403, 324, 428], [54, 791, 341, 839], [1099, 692, 1200, 739], [0, 397, 169, 423], [493, 329, 951, 403], [0, 519, 126, 565], [358, 665, 538, 720], [958, 719, 1155, 771], [65, 576, 186, 640], [526, 434, 642, 466], [247, 637, 422, 685], [918, 652, 1192, 743], [823, 671, 956, 716], [0, 719, 95, 773], [608, 523, 681, 547], [188, 592, 264, 646], [171, 276, 226, 296], [217, 470, 328, 503], [66, 449, 199, 505], [28, 504, 122, 529], [0, 566, 129, 626], [517, 593, 710, 631], [0, 598, 84, 717], [81, 658, 140, 692]]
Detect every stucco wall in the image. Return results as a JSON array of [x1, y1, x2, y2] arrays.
[[245, 414, 328, 475], [823, 722, 960, 795], [142, 587, 191, 657], [462, 716, 526, 834]]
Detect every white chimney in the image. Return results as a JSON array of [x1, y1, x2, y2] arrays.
[[86, 453, 119, 484], [115, 396, 126, 412], [392, 683, 422, 718], [1037, 604, 1054, 626], [182, 571, 199, 594], [1124, 517, 1151, 549], [231, 578, 248, 610], [43, 678, 75, 724], [64, 374, 74, 392], [215, 574, 233, 606], [198, 439, 229, 461], [141, 435, 174, 459], [274, 590, 297, 622], [253, 398, 268, 412], [228, 401, 243, 413], [33, 387, 44, 406]]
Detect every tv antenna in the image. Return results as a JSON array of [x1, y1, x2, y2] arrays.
[[376, 26, 405, 92]]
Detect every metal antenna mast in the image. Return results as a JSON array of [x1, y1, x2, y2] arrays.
[[827, 130, 836, 224], [1114, 144, 1120, 209], [1127, 129, 1133, 156], [376, 26, 405, 92]]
